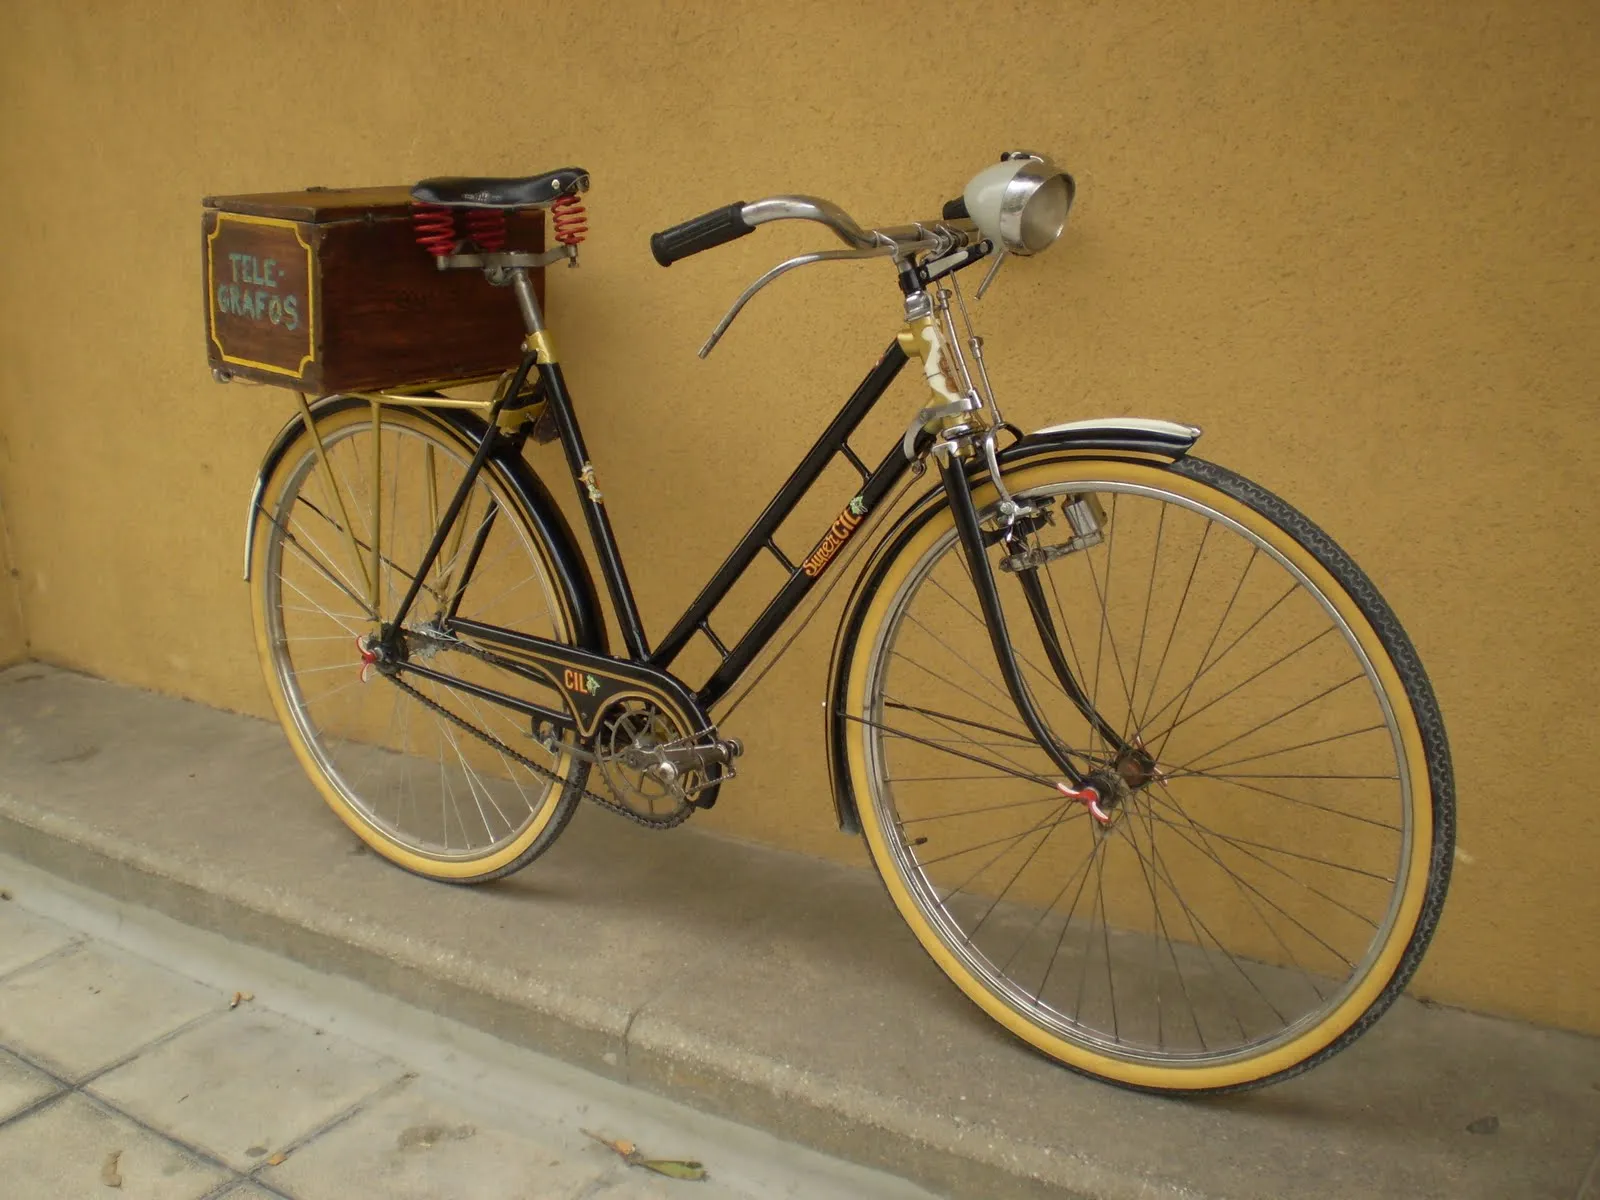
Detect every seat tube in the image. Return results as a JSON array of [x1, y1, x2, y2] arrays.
[[509, 271, 650, 659]]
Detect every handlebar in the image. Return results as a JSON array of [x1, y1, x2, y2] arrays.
[[650, 193, 985, 266], [650, 202, 754, 266]]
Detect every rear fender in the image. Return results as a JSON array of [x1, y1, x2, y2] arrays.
[[243, 396, 606, 654]]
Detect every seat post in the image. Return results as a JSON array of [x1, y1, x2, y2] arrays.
[[507, 267, 546, 335]]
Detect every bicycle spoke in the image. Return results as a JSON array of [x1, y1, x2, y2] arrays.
[[1160, 765, 1400, 830], [1032, 831, 1108, 1006], [997, 834, 1103, 980], [1141, 833, 1282, 1031], [1082, 493, 1141, 741], [847, 712, 1060, 787], [1140, 620, 1333, 748], [884, 699, 1035, 746], [274, 514, 378, 619], [284, 506, 370, 606], [1128, 500, 1166, 738], [890, 650, 1025, 730], [1139, 520, 1211, 731], [280, 575, 370, 636], [1122, 798, 1207, 1049], [1134, 579, 1304, 739], [1142, 788, 1393, 885], [1152, 808, 1325, 1012], [965, 798, 1080, 939], [1162, 671, 1365, 771], [884, 695, 1056, 780], [1151, 546, 1258, 764], [1143, 786, 1356, 970], [925, 575, 1082, 712], [1177, 722, 1388, 777], [916, 803, 1081, 870], [1072, 837, 1111, 1026], [899, 792, 1065, 824]]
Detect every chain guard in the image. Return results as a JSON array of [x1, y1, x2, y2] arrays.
[[379, 621, 744, 828]]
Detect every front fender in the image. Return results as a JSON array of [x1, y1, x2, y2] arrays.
[[1009, 416, 1201, 461], [823, 416, 1201, 834]]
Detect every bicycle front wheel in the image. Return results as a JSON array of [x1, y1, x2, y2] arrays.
[[250, 400, 589, 883], [835, 452, 1452, 1093]]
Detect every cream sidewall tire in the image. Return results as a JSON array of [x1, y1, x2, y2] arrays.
[[249, 404, 579, 882], [842, 454, 1435, 1092]]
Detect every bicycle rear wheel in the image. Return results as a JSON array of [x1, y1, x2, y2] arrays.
[[250, 400, 588, 883], [835, 452, 1452, 1093]]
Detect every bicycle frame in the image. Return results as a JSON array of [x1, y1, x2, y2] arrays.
[[385, 335, 925, 716], [363, 250, 1146, 791]]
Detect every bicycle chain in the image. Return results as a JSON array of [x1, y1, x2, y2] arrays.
[[385, 651, 694, 830]]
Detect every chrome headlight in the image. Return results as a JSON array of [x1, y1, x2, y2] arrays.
[[962, 152, 1075, 255]]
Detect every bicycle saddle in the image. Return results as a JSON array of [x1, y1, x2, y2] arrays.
[[411, 167, 589, 209]]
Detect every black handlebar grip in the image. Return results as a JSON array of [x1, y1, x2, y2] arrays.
[[650, 202, 753, 266], [941, 195, 970, 220]]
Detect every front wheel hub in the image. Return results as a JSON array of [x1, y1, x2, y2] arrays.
[[1058, 768, 1134, 827]]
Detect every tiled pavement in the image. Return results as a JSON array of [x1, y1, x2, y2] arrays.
[[0, 899, 920, 1200]]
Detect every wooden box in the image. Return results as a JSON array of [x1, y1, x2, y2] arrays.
[[202, 187, 544, 393]]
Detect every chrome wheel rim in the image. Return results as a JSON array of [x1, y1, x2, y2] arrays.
[[860, 475, 1413, 1067]]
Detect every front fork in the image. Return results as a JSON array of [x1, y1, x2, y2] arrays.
[[938, 454, 1086, 786], [937, 451, 1158, 818], [906, 261, 1155, 819]]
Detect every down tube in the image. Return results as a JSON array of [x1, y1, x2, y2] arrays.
[[697, 436, 919, 708], [651, 341, 909, 672]]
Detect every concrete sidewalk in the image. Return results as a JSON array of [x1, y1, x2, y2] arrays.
[[0, 872, 941, 1200], [1, 663, 1597, 1199]]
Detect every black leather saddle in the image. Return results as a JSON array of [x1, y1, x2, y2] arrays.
[[410, 167, 589, 209]]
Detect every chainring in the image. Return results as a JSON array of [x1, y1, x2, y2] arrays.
[[595, 700, 700, 827]]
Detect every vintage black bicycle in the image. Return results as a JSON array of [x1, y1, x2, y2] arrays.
[[242, 153, 1454, 1094]]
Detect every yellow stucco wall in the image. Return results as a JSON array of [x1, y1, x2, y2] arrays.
[[0, 507, 23, 665], [0, 0, 1595, 1031]]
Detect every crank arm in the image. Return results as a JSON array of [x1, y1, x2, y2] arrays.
[[628, 737, 745, 782]]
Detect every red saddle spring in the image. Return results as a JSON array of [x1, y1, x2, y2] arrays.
[[412, 204, 459, 256], [551, 192, 588, 245], [465, 208, 508, 251]]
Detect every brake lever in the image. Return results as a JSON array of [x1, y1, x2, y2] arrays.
[[698, 241, 898, 358]]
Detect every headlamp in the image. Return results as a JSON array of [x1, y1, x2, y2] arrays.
[[962, 152, 1075, 255]]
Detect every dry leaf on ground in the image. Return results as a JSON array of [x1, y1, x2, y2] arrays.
[[99, 1149, 122, 1188], [581, 1130, 706, 1181], [636, 1158, 707, 1181]]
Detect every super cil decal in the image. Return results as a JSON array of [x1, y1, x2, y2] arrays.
[[802, 495, 869, 578]]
